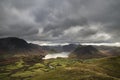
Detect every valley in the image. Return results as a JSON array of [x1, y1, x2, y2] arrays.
[[1, 0, 120, 80], [0, 37, 120, 80]]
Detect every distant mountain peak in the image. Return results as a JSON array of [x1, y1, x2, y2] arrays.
[[69, 45, 104, 59], [75, 45, 98, 54]]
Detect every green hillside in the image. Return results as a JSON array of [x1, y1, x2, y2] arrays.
[[0, 56, 120, 80]]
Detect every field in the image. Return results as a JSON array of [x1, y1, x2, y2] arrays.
[[0, 56, 120, 80]]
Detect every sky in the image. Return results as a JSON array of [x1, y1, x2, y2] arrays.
[[0, 0, 120, 44]]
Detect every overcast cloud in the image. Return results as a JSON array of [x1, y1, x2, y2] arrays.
[[0, 0, 120, 43]]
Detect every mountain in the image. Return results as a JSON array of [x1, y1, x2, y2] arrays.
[[41, 44, 79, 53], [0, 37, 30, 52], [62, 44, 79, 52], [69, 45, 105, 59], [0, 37, 46, 58], [95, 46, 120, 56]]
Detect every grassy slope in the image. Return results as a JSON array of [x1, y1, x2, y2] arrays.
[[0, 56, 120, 80]]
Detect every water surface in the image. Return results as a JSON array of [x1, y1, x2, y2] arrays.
[[43, 52, 70, 59]]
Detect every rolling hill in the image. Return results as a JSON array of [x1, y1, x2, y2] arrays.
[[0, 56, 119, 80]]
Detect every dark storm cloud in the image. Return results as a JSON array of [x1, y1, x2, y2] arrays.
[[0, 0, 120, 43], [0, 23, 38, 37]]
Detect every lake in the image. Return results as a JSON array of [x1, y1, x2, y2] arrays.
[[43, 52, 70, 59]]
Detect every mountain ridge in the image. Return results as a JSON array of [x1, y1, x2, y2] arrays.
[[69, 45, 105, 59], [0, 37, 46, 58]]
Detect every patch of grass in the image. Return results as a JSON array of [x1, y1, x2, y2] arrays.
[[0, 56, 120, 80]]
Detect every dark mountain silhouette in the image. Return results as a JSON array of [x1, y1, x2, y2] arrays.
[[0, 37, 46, 58], [95, 46, 120, 56], [62, 44, 79, 52], [0, 37, 29, 51], [69, 45, 105, 59], [41, 44, 79, 53], [41, 45, 63, 53]]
